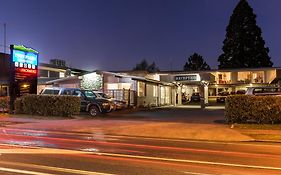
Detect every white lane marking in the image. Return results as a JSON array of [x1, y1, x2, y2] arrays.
[[0, 148, 92, 154], [0, 160, 115, 175], [96, 152, 281, 171], [183, 171, 215, 175], [0, 167, 55, 175]]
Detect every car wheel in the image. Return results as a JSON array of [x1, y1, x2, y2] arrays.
[[89, 106, 100, 117]]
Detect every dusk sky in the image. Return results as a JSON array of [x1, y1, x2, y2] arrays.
[[0, 0, 280, 71]]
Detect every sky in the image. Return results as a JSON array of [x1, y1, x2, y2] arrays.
[[0, 0, 280, 71]]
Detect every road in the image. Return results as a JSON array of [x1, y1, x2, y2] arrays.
[[0, 127, 280, 175]]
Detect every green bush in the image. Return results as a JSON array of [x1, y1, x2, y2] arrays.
[[0, 96, 9, 113], [15, 94, 80, 117], [225, 95, 281, 124]]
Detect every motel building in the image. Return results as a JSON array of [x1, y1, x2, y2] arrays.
[[36, 63, 281, 107], [1, 53, 281, 107]]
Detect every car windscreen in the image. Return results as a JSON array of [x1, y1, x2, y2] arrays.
[[42, 89, 60, 95]]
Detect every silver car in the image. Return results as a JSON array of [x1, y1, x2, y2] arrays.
[[245, 86, 281, 96]]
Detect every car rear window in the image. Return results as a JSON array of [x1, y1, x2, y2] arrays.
[[42, 89, 60, 95], [84, 91, 97, 98]]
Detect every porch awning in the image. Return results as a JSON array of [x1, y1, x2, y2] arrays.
[[45, 76, 79, 84], [270, 78, 281, 84]]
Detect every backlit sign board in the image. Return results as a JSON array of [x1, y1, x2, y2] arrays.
[[175, 74, 200, 81], [9, 45, 39, 105], [13, 50, 38, 66]]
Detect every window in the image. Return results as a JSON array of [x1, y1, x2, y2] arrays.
[[153, 85, 158, 97], [238, 71, 264, 83], [0, 86, 8, 96], [49, 71, 60, 78], [42, 89, 60, 95], [59, 72, 65, 78], [84, 91, 97, 98], [138, 82, 146, 97], [216, 72, 231, 84], [39, 70, 48, 77], [62, 90, 72, 95]]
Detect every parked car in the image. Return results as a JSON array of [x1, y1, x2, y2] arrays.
[[236, 90, 246, 94], [93, 91, 127, 110], [245, 86, 281, 96], [190, 92, 201, 102], [40, 87, 111, 117], [216, 91, 230, 103]]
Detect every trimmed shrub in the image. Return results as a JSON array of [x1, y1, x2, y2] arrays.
[[15, 94, 80, 117], [225, 95, 281, 124], [14, 98, 22, 114], [0, 96, 9, 113]]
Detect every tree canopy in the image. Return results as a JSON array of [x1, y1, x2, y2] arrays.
[[183, 53, 210, 71], [218, 0, 273, 69], [133, 59, 160, 73]]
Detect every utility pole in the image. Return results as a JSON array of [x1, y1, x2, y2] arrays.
[[4, 23, 6, 54]]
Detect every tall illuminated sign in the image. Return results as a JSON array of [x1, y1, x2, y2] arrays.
[[9, 45, 39, 110]]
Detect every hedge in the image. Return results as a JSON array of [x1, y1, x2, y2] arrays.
[[0, 96, 9, 113], [225, 95, 281, 124], [15, 94, 80, 117]]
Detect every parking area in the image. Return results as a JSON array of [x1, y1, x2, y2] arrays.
[[106, 106, 225, 124]]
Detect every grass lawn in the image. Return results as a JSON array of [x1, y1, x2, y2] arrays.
[[247, 134, 281, 141], [234, 124, 281, 142], [234, 124, 281, 130]]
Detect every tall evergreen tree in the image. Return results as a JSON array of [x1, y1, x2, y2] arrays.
[[218, 0, 273, 69], [133, 59, 159, 73], [183, 53, 210, 71]]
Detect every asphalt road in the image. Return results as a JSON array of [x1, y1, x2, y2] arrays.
[[0, 127, 280, 175]]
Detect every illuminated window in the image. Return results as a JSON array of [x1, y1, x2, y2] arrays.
[[59, 72, 65, 78], [153, 85, 158, 97], [238, 71, 264, 83], [107, 83, 118, 90], [138, 82, 146, 97], [216, 72, 231, 84]]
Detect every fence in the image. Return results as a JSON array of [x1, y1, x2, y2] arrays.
[[105, 89, 137, 107]]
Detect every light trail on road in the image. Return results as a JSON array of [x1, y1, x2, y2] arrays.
[[1, 130, 281, 160], [0, 127, 281, 174]]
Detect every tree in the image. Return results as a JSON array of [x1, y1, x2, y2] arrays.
[[133, 59, 159, 73], [218, 0, 273, 69], [183, 53, 210, 71]]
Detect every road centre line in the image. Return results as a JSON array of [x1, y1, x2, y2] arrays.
[[2, 127, 281, 148], [0, 160, 115, 175], [0, 167, 55, 175], [183, 171, 215, 175]]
